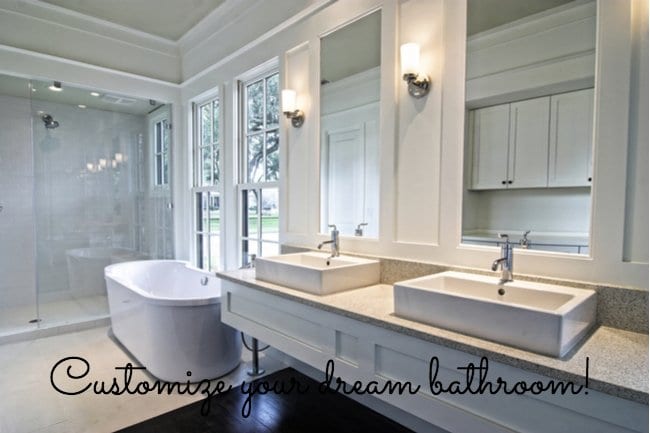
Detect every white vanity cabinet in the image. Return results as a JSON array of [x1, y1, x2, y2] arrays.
[[221, 279, 647, 433], [469, 89, 593, 190], [548, 88, 594, 187]]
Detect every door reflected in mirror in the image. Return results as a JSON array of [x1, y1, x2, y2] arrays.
[[320, 10, 381, 238], [461, 0, 596, 254]]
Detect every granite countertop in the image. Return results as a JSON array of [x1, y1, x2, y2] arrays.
[[218, 269, 649, 405]]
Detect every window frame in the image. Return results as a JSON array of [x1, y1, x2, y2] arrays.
[[191, 91, 223, 271], [237, 66, 281, 266], [149, 109, 170, 189]]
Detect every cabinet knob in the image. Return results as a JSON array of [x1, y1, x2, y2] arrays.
[[588, 177, 592, 182], [501, 180, 506, 185], [508, 180, 513, 184]]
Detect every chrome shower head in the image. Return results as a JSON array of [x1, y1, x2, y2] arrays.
[[41, 114, 59, 129]]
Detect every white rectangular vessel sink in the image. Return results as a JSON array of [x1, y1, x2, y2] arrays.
[[255, 252, 380, 295], [393, 271, 596, 357]]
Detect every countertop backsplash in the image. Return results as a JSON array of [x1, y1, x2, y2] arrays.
[[280, 244, 649, 334]]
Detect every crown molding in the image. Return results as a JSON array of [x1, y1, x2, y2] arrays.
[[0, 43, 181, 88], [181, 0, 335, 86]]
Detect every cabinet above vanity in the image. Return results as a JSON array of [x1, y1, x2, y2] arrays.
[[468, 88, 594, 191]]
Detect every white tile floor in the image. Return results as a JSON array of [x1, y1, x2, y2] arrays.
[[0, 325, 284, 433]]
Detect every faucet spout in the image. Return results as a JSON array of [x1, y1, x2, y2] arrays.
[[491, 257, 506, 271], [491, 234, 514, 283], [317, 240, 333, 249], [318, 224, 340, 258]]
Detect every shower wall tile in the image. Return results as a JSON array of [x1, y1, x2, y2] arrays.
[[0, 95, 36, 307]]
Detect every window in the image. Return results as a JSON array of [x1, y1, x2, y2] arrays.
[[148, 109, 173, 259], [152, 115, 170, 187], [239, 70, 280, 265], [193, 97, 221, 270]]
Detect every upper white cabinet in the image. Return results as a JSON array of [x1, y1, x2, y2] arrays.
[[468, 104, 510, 190], [469, 89, 592, 190], [509, 97, 550, 188], [548, 88, 594, 187]]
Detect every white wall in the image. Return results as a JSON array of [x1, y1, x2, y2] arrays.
[[0, 0, 646, 288], [623, 0, 649, 263], [463, 188, 591, 234]]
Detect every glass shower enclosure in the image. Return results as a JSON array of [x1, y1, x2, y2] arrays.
[[0, 73, 174, 339]]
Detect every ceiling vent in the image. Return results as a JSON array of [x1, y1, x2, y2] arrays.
[[100, 94, 137, 105]]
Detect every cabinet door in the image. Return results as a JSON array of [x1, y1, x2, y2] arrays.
[[470, 104, 510, 190], [548, 88, 594, 187], [508, 97, 550, 188]]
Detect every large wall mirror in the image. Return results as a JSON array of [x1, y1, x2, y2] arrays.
[[320, 10, 381, 238], [461, 0, 596, 254]]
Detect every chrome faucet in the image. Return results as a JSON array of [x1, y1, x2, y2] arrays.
[[491, 234, 513, 284], [318, 224, 340, 258], [355, 222, 368, 237], [519, 230, 531, 249]]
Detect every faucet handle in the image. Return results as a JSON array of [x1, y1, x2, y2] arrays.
[[328, 224, 338, 232], [498, 233, 509, 241]]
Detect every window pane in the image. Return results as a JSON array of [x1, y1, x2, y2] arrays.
[[212, 100, 219, 144], [201, 103, 212, 145], [212, 145, 220, 187], [265, 130, 279, 181], [196, 192, 207, 232], [261, 188, 279, 241], [162, 151, 169, 185], [247, 134, 264, 183], [241, 240, 259, 265], [198, 234, 210, 269], [246, 80, 264, 132], [201, 146, 212, 186], [209, 194, 220, 233], [265, 74, 279, 129], [162, 120, 170, 152], [243, 190, 259, 239], [155, 154, 162, 185], [209, 235, 220, 271], [261, 242, 279, 257], [156, 122, 162, 153]]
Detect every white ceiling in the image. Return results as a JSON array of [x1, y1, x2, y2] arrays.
[[0, 73, 162, 115], [37, 0, 226, 40], [467, 0, 576, 35]]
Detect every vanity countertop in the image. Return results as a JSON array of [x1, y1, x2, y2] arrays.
[[218, 268, 648, 405]]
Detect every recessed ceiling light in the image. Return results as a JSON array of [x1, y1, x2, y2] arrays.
[[31, 88, 37, 92], [48, 81, 62, 92], [90, 92, 100, 97], [78, 104, 87, 109]]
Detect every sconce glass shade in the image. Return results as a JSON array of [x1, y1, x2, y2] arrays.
[[282, 89, 297, 113], [400, 42, 430, 98], [281, 88, 304, 127], [400, 43, 420, 76]]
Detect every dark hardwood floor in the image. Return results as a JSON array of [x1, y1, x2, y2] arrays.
[[118, 368, 415, 433]]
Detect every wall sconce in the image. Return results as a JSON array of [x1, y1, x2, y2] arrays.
[[400, 43, 430, 98], [281, 89, 305, 128]]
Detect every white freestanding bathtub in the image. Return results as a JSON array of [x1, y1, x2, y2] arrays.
[[105, 260, 242, 382]]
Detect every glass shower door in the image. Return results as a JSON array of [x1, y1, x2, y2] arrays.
[[0, 74, 39, 337]]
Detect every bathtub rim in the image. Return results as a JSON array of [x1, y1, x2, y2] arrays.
[[105, 260, 221, 307]]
